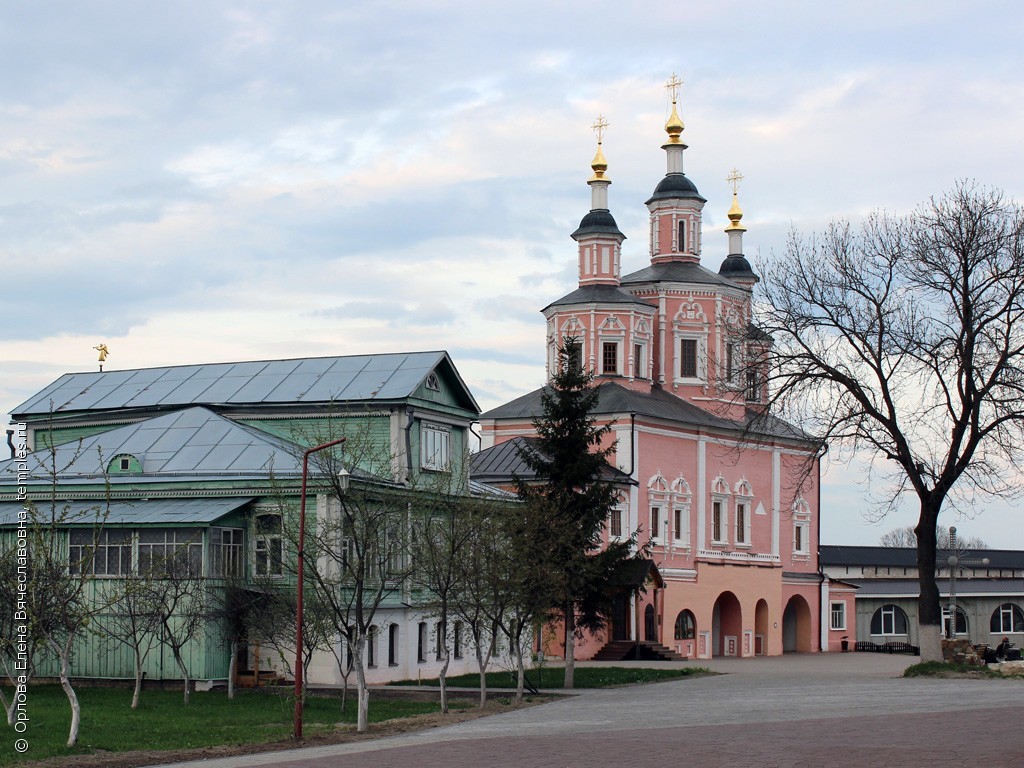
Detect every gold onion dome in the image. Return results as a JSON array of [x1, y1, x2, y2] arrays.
[[590, 143, 608, 180], [725, 193, 746, 232], [664, 101, 685, 144]]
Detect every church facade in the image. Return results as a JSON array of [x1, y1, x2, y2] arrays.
[[476, 82, 827, 659]]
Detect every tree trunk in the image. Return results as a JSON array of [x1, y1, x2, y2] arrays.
[[563, 604, 575, 689], [227, 641, 237, 700], [438, 613, 450, 714], [475, 640, 488, 708], [58, 648, 81, 747], [132, 649, 144, 710], [515, 636, 525, 702], [915, 499, 943, 662], [352, 638, 369, 733], [172, 648, 191, 705]]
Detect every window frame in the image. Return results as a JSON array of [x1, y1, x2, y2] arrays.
[[991, 603, 1024, 634], [601, 341, 620, 376], [388, 623, 400, 666], [420, 423, 452, 472], [871, 604, 909, 636], [830, 601, 847, 631], [253, 511, 284, 578], [674, 610, 696, 640], [650, 505, 663, 544], [68, 528, 132, 577]]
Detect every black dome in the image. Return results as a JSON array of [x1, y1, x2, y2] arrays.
[[571, 209, 625, 240], [645, 173, 706, 205], [719, 253, 759, 283]]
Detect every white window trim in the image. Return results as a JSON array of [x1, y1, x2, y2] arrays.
[[253, 507, 285, 578], [599, 337, 622, 376], [830, 601, 847, 631], [608, 505, 624, 541], [421, 423, 451, 472], [649, 504, 664, 545], [675, 333, 708, 384], [711, 497, 728, 546], [672, 504, 691, 547], [734, 499, 752, 548]]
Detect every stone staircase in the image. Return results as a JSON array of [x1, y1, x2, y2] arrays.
[[590, 640, 687, 662]]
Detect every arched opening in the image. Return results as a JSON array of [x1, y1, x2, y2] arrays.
[[712, 591, 742, 657], [644, 604, 657, 641], [942, 606, 969, 638], [870, 604, 910, 637], [674, 610, 696, 641], [754, 599, 769, 655], [991, 603, 1024, 634], [782, 595, 812, 652]]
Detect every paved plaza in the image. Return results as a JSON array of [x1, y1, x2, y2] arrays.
[[159, 654, 1024, 768]]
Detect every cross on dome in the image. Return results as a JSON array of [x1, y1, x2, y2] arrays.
[[727, 168, 744, 195], [665, 73, 682, 103], [592, 114, 609, 144]]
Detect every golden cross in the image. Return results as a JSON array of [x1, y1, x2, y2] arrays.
[[592, 114, 609, 144], [727, 168, 744, 195], [665, 73, 682, 102]]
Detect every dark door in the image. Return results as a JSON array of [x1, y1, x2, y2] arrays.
[[645, 604, 657, 641], [612, 593, 629, 641]]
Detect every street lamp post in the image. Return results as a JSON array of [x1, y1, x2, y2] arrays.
[[294, 437, 347, 740]]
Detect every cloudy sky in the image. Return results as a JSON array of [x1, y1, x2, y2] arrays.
[[2, 1, 1023, 547]]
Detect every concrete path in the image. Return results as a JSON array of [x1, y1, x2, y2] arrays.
[[158, 654, 1024, 768]]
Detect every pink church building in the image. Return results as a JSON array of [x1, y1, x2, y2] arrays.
[[475, 84, 826, 660]]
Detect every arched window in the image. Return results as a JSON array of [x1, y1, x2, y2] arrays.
[[942, 607, 969, 636], [388, 623, 399, 666], [367, 625, 377, 668], [870, 604, 909, 636], [417, 621, 428, 662], [991, 603, 1024, 634], [674, 610, 696, 640]]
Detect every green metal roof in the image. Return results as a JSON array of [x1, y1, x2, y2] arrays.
[[0, 497, 253, 527]]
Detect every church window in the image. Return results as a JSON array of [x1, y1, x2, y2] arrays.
[[565, 342, 583, 373], [650, 506, 662, 542], [725, 343, 738, 384], [674, 610, 696, 640], [673, 507, 683, 541], [677, 220, 687, 253], [367, 625, 377, 667], [417, 621, 428, 662], [746, 368, 761, 402], [830, 602, 846, 631], [609, 507, 622, 539], [735, 502, 749, 545], [680, 339, 698, 378], [712, 500, 726, 544], [634, 343, 645, 379], [602, 342, 619, 375], [388, 624, 399, 665]]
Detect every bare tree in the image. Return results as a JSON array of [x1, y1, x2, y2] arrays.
[[758, 182, 1024, 661], [280, 418, 415, 733], [879, 525, 987, 550], [410, 468, 480, 714], [97, 575, 163, 709]]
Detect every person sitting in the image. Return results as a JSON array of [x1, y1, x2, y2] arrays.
[[996, 637, 1011, 662]]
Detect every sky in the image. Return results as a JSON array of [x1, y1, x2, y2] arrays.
[[2, 1, 1023, 548]]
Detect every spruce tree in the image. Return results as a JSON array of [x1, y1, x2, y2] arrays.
[[515, 340, 633, 688]]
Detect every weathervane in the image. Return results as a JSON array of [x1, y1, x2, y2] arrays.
[[727, 168, 744, 195], [94, 343, 109, 372]]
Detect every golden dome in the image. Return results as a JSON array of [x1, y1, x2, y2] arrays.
[[664, 101, 685, 144], [590, 143, 608, 180], [725, 192, 746, 232]]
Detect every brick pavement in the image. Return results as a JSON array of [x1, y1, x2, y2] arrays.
[[274, 706, 1024, 768]]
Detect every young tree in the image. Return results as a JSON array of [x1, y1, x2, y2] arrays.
[[282, 418, 416, 733], [97, 576, 163, 709], [515, 341, 635, 688], [758, 182, 1024, 661], [411, 469, 480, 714]]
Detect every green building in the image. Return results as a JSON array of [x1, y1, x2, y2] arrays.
[[0, 351, 491, 687]]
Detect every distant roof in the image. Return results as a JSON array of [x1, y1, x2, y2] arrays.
[[0, 406, 303, 484], [13, 350, 479, 417], [846, 578, 1024, 598], [645, 173, 706, 205], [543, 284, 655, 313], [0, 497, 253, 527], [571, 209, 625, 240], [820, 545, 1024, 570], [620, 260, 740, 289], [480, 381, 810, 443], [470, 436, 633, 485]]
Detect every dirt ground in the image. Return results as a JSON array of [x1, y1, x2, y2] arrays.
[[23, 697, 549, 768]]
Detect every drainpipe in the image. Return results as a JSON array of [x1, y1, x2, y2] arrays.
[[404, 407, 415, 484], [816, 444, 826, 652], [5, 430, 14, 460]]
